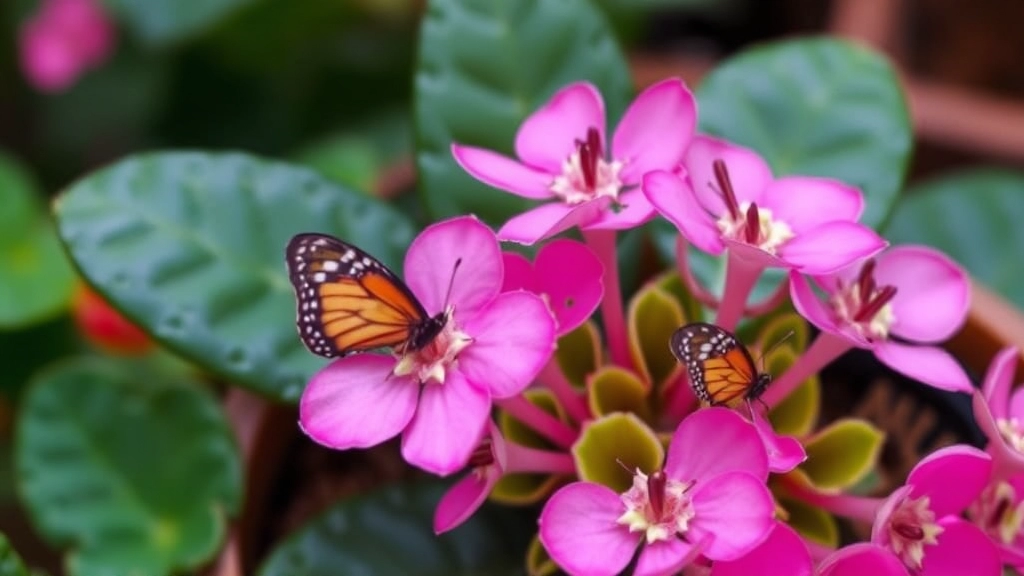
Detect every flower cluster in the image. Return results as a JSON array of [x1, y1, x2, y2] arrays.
[[297, 78, 1013, 576]]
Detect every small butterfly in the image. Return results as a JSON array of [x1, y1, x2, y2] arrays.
[[285, 233, 447, 358], [669, 322, 771, 408]]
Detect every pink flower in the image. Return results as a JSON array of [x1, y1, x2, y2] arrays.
[[817, 544, 910, 576], [789, 245, 972, 393], [973, 346, 1024, 475], [643, 135, 886, 275], [538, 408, 773, 575], [502, 239, 603, 336], [967, 474, 1024, 568], [452, 78, 697, 245], [749, 408, 806, 474], [870, 445, 999, 576], [19, 0, 115, 92], [710, 521, 812, 576], [299, 216, 556, 475]]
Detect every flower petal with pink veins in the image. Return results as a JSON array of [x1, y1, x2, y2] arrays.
[[534, 239, 604, 335], [789, 272, 844, 336], [683, 135, 773, 216], [634, 538, 697, 576], [497, 197, 610, 245], [300, 354, 418, 450], [539, 482, 638, 576], [401, 371, 490, 475], [642, 170, 723, 255], [710, 522, 812, 576], [405, 216, 502, 318], [500, 251, 536, 293], [760, 176, 864, 232], [874, 342, 973, 393], [982, 346, 1020, 420], [451, 144, 555, 199], [873, 246, 969, 343], [612, 78, 697, 183], [583, 188, 657, 230], [459, 291, 556, 398], [907, 444, 992, 517], [665, 408, 768, 484], [751, 409, 807, 473], [515, 82, 606, 174], [687, 471, 774, 560], [778, 221, 887, 275], [920, 518, 1000, 576], [433, 469, 498, 534], [817, 544, 909, 576]]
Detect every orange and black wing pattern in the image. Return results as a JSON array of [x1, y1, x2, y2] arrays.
[[286, 233, 432, 358], [670, 322, 769, 408]]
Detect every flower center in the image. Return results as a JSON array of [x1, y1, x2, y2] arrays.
[[885, 494, 943, 571], [998, 418, 1024, 453], [392, 307, 472, 385], [616, 469, 696, 544], [968, 481, 1024, 546], [711, 160, 794, 253], [828, 259, 898, 342], [550, 127, 624, 205]]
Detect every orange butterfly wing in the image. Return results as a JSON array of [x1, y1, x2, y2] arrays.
[[670, 322, 765, 408], [701, 347, 758, 407]]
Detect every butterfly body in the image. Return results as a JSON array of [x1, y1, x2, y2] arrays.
[[670, 322, 771, 408], [286, 233, 446, 358]]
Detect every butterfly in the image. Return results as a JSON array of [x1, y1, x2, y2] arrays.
[[285, 233, 448, 358], [669, 322, 771, 408]]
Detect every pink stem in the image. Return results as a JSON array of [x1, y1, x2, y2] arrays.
[[583, 229, 631, 369], [503, 442, 577, 475], [537, 358, 591, 423], [762, 332, 853, 408], [496, 395, 578, 450], [785, 478, 884, 524], [714, 252, 765, 332], [743, 274, 791, 317], [675, 235, 721, 309]]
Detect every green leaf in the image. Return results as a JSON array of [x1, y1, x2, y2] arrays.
[[54, 152, 416, 401], [767, 346, 820, 437], [698, 37, 911, 229], [885, 169, 1024, 309], [801, 418, 885, 490], [555, 321, 602, 390], [588, 366, 652, 421], [0, 316, 81, 400], [574, 413, 662, 492], [258, 482, 534, 576], [526, 534, 558, 576], [415, 0, 632, 226], [493, 389, 569, 504], [778, 496, 838, 547], [627, 286, 684, 392], [0, 532, 30, 576], [15, 357, 242, 576], [0, 152, 42, 244], [102, 0, 257, 46]]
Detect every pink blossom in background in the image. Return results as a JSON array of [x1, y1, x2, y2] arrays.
[[967, 474, 1024, 568], [710, 521, 813, 576], [501, 238, 603, 336], [749, 408, 806, 474], [816, 543, 910, 576], [973, 346, 1024, 475], [452, 78, 696, 245], [539, 408, 773, 575], [299, 216, 556, 476], [19, 0, 116, 93]]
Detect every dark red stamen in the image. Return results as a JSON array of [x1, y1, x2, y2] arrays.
[[991, 497, 1011, 528], [894, 521, 925, 541], [744, 203, 761, 244], [648, 471, 666, 519], [468, 438, 494, 469], [575, 127, 602, 191], [713, 160, 741, 220], [855, 285, 898, 322], [857, 259, 878, 302]]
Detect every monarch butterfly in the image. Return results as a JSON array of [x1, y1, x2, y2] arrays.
[[285, 233, 448, 358], [669, 322, 771, 408]]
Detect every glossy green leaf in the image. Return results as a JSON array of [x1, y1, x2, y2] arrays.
[[778, 496, 838, 547], [802, 418, 885, 490], [698, 37, 910, 229], [293, 137, 380, 194], [54, 152, 415, 401], [0, 533, 30, 576], [575, 413, 662, 493], [756, 312, 809, 355], [627, 285, 684, 392], [653, 271, 702, 327], [415, 0, 632, 225], [885, 169, 1024, 309], [258, 482, 534, 576], [555, 321, 602, 390], [526, 534, 558, 576], [588, 366, 652, 421], [102, 0, 257, 46], [768, 346, 820, 437], [15, 357, 242, 576]]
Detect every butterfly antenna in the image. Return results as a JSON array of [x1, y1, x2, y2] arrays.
[[755, 330, 796, 371], [442, 258, 463, 311]]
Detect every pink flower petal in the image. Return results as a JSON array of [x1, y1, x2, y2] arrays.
[[760, 177, 864, 233], [497, 198, 610, 245], [634, 539, 695, 576], [643, 169, 724, 255], [401, 371, 490, 475], [433, 468, 499, 534], [299, 355, 418, 449], [920, 518, 1000, 576], [501, 251, 536, 293], [779, 221, 887, 274], [908, 444, 992, 517], [583, 188, 657, 230], [971, 391, 1024, 474], [688, 471, 774, 560], [1011, 386, 1024, 420], [665, 408, 768, 484], [751, 409, 807, 473], [873, 246, 969, 343], [684, 135, 774, 216], [710, 522, 812, 576], [722, 238, 788, 270], [405, 216, 502, 317], [612, 78, 697, 183], [19, 20, 79, 92], [534, 239, 604, 335], [459, 291, 556, 398], [451, 144, 555, 199], [817, 544, 909, 576], [515, 82, 605, 174], [983, 346, 1020, 420], [539, 482, 638, 576], [788, 272, 845, 337], [874, 342, 973, 393]]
